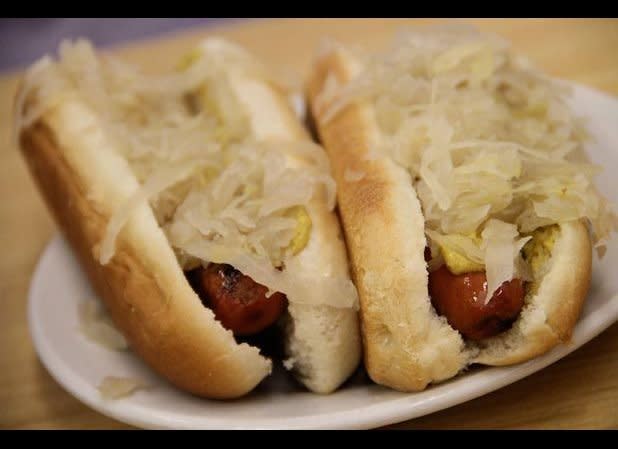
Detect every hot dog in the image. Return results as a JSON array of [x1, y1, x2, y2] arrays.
[[307, 25, 616, 391], [428, 266, 525, 341], [424, 247, 526, 341], [192, 263, 288, 336], [16, 38, 361, 398]]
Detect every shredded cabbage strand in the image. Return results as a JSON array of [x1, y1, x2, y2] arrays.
[[99, 160, 206, 264], [481, 219, 531, 301]]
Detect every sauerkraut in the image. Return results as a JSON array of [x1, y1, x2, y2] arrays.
[[322, 24, 617, 296], [98, 376, 149, 399], [17, 39, 357, 309]]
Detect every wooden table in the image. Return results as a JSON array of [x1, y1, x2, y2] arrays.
[[1, 18, 617, 430]]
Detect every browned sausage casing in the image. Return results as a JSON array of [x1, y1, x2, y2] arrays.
[[192, 263, 288, 336], [428, 264, 525, 341]]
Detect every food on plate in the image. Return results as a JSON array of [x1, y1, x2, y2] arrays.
[[78, 299, 129, 351], [15, 38, 361, 399], [307, 24, 617, 391], [98, 376, 151, 400]]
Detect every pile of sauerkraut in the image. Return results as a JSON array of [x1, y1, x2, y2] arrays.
[[323, 24, 617, 297], [17, 39, 356, 309]]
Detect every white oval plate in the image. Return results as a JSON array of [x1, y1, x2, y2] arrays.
[[28, 83, 618, 429]]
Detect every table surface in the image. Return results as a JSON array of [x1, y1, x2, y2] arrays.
[[1, 18, 617, 430]]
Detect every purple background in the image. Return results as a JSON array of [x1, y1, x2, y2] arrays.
[[0, 18, 244, 72]]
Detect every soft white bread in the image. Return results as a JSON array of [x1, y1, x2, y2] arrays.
[[307, 44, 592, 392], [473, 220, 591, 365], [18, 39, 360, 398], [218, 40, 361, 393]]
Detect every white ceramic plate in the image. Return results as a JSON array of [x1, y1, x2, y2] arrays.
[[28, 83, 618, 429]]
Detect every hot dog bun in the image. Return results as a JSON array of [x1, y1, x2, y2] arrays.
[[307, 39, 594, 391], [17, 39, 361, 398]]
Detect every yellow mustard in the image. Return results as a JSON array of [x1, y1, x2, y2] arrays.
[[522, 224, 559, 274], [438, 233, 485, 275], [287, 206, 312, 255], [438, 224, 559, 275]]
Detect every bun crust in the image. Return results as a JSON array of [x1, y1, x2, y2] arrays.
[[307, 45, 593, 391], [21, 116, 271, 399]]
